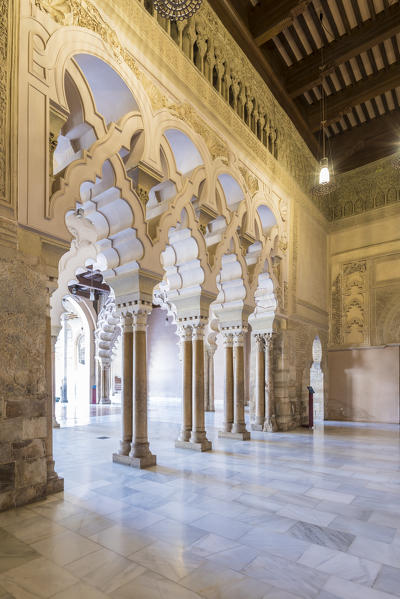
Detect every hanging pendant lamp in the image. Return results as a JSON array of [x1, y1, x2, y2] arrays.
[[153, 0, 202, 21], [312, 14, 336, 198]]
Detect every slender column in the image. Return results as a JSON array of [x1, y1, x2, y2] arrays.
[[204, 346, 209, 411], [231, 331, 250, 438], [129, 307, 156, 467], [264, 332, 278, 432], [253, 333, 265, 430], [222, 332, 234, 432], [100, 364, 111, 404], [51, 333, 60, 428], [61, 313, 68, 403], [114, 314, 133, 457], [176, 325, 192, 443], [190, 324, 212, 450], [207, 348, 215, 412]]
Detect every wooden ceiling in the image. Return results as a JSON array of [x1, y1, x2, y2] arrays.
[[208, 0, 400, 172]]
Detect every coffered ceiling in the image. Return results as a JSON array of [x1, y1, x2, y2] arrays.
[[208, 0, 400, 172]]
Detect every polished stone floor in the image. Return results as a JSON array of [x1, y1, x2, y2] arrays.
[[1, 400, 400, 599]]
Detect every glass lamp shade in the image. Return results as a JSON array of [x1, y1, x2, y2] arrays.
[[153, 0, 203, 21], [312, 157, 336, 197]]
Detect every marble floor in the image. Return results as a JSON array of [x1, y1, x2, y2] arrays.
[[1, 400, 400, 599]]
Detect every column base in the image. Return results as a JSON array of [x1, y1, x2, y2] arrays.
[[218, 430, 251, 440], [112, 452, 156, 468], [46, 461, 64, 494], [46, 474, 64, 494], [251, 423, 263, 431], [100, 398, 112, 405], [175, 439, 212, 452], [263, 416, 278, 432], [52, 417, 60, 429]]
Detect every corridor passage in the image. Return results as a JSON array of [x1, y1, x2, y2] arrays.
[[0, 403, 399, 599]]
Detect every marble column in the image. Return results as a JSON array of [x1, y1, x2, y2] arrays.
[[113, 313, 133, 459], [176, 325, 192, 444], [264, 332, 278, 432], [129, 308, 156, 467], [219, 332, 233, 434], [190, 324, 212, 451], [205, 347, 215, 412], [61, 312, 68, 403], [100, 364, 111, 404], [231, 331, 250, 438], [252, 333, 265, 431], [51, 334, 60, 428]]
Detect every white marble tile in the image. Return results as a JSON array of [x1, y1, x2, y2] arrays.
[[306, 489, 355, 505], [0, 557, 78, 598], [110, 568, 203, 599], [65, 547, 145, 593], [191, 513, 251, 540], [329, 516, 396, 543], [240, 528, 310, 560], [130, 540, 204, 582], [323, 575, 397, 599], [89, 524, 155, 557], [277, 504, 336, 527], [243, 552, 328, 598], [349, 536, 400, 569], [31, 530, 101, 566], [50, 581, 109, 599], [373, 565, 400, 597], [298, 544, 381, 586], [188, 533, 239, 557]]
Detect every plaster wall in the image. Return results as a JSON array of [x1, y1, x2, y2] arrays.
[[328, 347, 400, 423], [328, 204, 400, 422], [147, 308, 181, 400]]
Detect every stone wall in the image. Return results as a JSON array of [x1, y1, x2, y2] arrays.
[[0, 224, 54, 510]]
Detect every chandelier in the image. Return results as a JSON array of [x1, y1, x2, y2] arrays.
[[153, 0, 202, 21]]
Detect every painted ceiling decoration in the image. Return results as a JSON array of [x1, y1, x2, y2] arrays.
[[209, 0, 400, 172]]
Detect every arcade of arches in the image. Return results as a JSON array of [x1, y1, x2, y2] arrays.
[[1, 1, 400, 597]]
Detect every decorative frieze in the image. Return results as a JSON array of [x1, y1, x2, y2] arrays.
[[329, 155, 400, 222]]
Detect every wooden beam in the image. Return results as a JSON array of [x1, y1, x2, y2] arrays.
[[306, 62, 400, 131], [330, 111, 400, 172], [286, 3, 400, 98], [207, 0, 320, 156], [249, 0, 311, 46]]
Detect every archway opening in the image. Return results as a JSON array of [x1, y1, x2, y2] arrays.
[[310, 336, 324, 423], [54, 296, 94, 424]]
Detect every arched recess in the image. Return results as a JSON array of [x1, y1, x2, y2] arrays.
[[73, 53, 139, 125], [56, 295, 96, 408]]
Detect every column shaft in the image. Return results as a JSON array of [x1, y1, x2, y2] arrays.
[[208, 350, 215, 412], [190, 325, 211, 450], [231, 334, 249, 436], [223, 337, 234, 432], [177, 326, 192, 442], [129, 310, 156, 467], [118, 315, 133, 455], [51, 334, 60, 428], [254, 334, 265, 428], [101, 365, 111, 404], [264, 333, 277, 431]]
